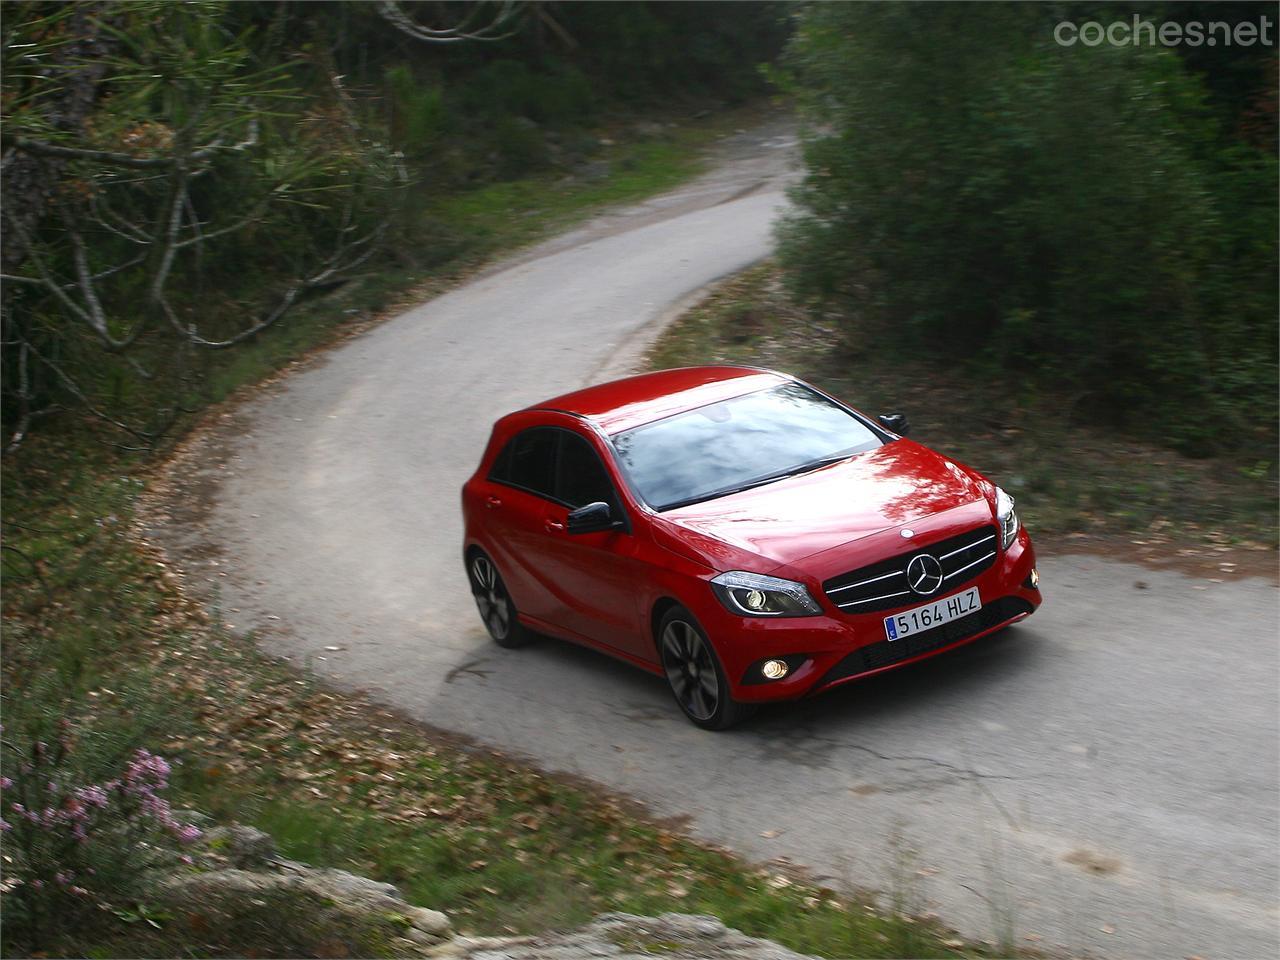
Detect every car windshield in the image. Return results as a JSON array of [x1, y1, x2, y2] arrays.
[[610, 382, 884, 511]]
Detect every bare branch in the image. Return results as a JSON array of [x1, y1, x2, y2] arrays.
[[173, 197, 271, 250], [534, 4, 578, 49], [16, 334, 154, 444], [161, 219, 388, 349], [376, 1, 527, 43], [11, 135, 226, 169], [3, 207, 149, 350], [0, 545, 54, 599], [148, 165, 191, 305], [1, 250, 147, 290], [89, 190, 152, 244], [4, 339, 32, 454]]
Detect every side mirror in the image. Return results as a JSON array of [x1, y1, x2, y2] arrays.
[[567, 501, 620, 535], [877, 412, 910, 436]]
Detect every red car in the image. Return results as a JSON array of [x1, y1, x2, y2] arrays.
[[461, 366, 1041, 729]]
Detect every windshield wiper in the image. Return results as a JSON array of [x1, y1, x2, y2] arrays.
[[658, 454, 851, 511]]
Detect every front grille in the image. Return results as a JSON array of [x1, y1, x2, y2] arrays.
[[822, 525, 999, 615], [815, 596, 1034, 689]]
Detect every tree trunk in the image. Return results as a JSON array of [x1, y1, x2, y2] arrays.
[[2, 4, 118, 275]]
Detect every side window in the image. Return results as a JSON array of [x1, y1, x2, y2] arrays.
[[490, 428, 558, 499], [556, 432, 619, 510]]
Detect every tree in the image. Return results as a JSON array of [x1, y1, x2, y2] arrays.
[[778, 2, 1277, 452], [2, 1, 401, 448]]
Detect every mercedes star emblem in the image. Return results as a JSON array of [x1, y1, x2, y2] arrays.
[[906, 553, 944, 595]]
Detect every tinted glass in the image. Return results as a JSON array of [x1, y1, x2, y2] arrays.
[[495, 428, 558, 499], [557, 432, 617, 509], [612, 383, 882, 510]]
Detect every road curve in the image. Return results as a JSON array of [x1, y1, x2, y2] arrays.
[[155, 124, 1279, 960]]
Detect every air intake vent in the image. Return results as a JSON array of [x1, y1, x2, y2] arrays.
[[815, 596, 1034, 689]]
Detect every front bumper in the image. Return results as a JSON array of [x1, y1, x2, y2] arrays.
[[705, 527, 1040, 703]]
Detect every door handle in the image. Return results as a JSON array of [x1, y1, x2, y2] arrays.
[[485, 496, 503, 510], [544, 519, 565, 533]]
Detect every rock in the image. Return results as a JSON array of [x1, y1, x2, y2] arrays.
[[203, 824, 276, 868], [162, 824, 806, 959], [574, 160, 611, 181], [162, 861, 451, 944], [451, 913, 818, 959], [303, 866, 404, 908], [421, 942, 469, 959], [164, 867, 292, 899], [405, 924, 447, 946], [170, 807, 214, 827], [407, 906, 452, 936], [681, 914, 727, 938]]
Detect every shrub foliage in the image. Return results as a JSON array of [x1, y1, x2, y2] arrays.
[[779, 2, 1277, 453]]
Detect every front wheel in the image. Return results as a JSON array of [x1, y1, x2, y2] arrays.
[[468, 551, 531, 648], [658, 606, 755, 730]]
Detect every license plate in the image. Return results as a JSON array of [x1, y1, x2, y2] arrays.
[[884, 587, 981, 641]]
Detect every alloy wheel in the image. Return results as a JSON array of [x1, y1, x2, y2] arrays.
[[470, 555, 510, 640], [661, 619, 720, 721]]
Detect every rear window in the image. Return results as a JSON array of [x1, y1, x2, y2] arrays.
[[611, 383, 882, 510], [490, 427, 558, 499], [489, 426, 620, 509]]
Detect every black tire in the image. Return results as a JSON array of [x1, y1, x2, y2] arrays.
[[467, 551, 532, 648], [657, 605, 755, 730]]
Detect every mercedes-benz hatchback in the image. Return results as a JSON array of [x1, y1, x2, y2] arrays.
[[461, 366, 1041, 729]]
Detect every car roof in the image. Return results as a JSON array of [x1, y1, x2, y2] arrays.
[[528, 365, 788, 434]]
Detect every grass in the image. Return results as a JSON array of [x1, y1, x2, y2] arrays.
[[1, 110, 987, 958], [429, 137, 705, 256], [646, 262, 1278, 575]]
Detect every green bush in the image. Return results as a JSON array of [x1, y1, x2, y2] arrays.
[[386, 65, 450, 159], [457, 59, 595, 126], [779, 2, 1278, 454]]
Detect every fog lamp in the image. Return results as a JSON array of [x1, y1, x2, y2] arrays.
[[761, 659, 789, 680], [1029, 568, 1040, 589]]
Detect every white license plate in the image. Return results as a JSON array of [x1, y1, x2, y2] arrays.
[[884, 587, 981, 641]]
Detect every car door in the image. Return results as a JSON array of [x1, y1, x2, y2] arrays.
[[536, 429, 649, 659], [482, 426, 562, 623]]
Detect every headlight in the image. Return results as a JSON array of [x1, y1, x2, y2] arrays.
[[995, 486, 1019, 550], [710, 571, 822, 617]]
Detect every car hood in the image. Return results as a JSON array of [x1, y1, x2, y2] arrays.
[[652, 440, 991, 572]]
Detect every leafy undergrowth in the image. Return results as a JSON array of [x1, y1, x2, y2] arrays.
[[646, 262, 1278, 579], [2, 113, 987, 958]]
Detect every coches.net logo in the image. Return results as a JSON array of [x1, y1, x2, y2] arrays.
[[1054, 15, 1275, 48]]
